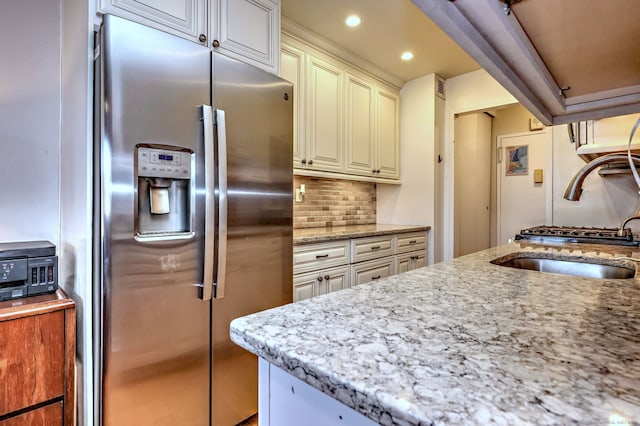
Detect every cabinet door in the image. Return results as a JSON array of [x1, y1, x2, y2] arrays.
[[281, 43, 306, 168], [395, 253, 412, 274], [344, 73, 375, 176], [293, 273, 317, 302], [351, 257, 394, 287], [99, 0, 206, 42], [320, 266, 350, 295], [376, 87, 400, 179], [306, 55, 344, 172], [212, 0, 280, 74], [0, 311, 64, 416]]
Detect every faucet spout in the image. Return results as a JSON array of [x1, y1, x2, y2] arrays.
[[563, 153, 640, 201], [618, 209, 640, 237]]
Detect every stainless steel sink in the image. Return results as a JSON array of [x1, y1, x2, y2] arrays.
[[491, 255, 636, 279]]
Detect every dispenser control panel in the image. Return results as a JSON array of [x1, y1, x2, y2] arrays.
[[138, 147, 192, 179]]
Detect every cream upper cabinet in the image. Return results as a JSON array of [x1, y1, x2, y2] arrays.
[[280, 43, 305, 168], [344, 72, 375, 176], [375, 86, 400, 180], [282, 34, 401, 182], [305, 54, 344, 173], [98, 0, 206, 42], [98, 0, 281, 74], [210, 0, 280, 74]]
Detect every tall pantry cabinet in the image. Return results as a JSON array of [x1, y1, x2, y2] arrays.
[[98, 0, 281, 74]]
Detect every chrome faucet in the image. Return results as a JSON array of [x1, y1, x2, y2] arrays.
[[618, 209, 640, 237], [563, 153, 640, 237], [563, 153, 640, 201]]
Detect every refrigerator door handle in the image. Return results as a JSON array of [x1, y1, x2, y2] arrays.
[[214, 109, 228, 299], [200, 105, 215, 301]]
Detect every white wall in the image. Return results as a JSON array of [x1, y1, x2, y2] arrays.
[[377, 74, 442, 264], [0, 1, 60, 244], [61, 0, 94, 423], [553, 124, 640, 231]]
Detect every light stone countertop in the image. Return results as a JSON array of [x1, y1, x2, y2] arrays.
[[231, 241, 640, 425], [293, 224, 431, 245]]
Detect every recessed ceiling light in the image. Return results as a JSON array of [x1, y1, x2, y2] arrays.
[[401, 51, 414, 61], [345, 15, 361, 27]]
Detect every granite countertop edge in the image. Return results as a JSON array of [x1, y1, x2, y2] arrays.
[[230, 241, 640, 425], [293, 224, 431, 245]]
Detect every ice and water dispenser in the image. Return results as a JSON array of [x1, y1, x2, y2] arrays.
[[135, 145, 194, 240]]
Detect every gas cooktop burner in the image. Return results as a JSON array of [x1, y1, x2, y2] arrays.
[[515, 225, 639, 246]]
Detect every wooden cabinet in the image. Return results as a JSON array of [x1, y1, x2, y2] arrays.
[[281, 43, 306, 168], [305, 54, 344, 172], [98, 0, 206, 42], [375, 87, 400, 180], [344, 72, 376, 176], [0, 291, 75, 425], [293, 266, 350, 302], [350, 257, 395, 287], [98, 0, 281, 74], [211, 0, 280, 73], [293, 230, 427, 302], [282, 35, 401, 182]]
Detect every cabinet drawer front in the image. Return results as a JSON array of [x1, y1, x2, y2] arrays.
[[293, 241, 350, 274], [0, 311, 65, 416], [351, 257, 394, 286], [0, 401, 62, 426], [395, 232, 426, 254], [351, 235, 394, 263]]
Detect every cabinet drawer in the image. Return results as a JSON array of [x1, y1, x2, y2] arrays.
[[0, 401, 62, 426], [293, 240, 350, 274], [351, 257, 394, 287], [0, 311, 65, 416], [395, 231, 426, 254], [351, 235, 394, 263]]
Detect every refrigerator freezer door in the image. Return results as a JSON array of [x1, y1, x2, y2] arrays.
[[211, 53, 294, 425], [96, 15, 211, 425]]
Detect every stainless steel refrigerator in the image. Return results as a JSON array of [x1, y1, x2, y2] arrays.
[[93, 15, 293, 425]]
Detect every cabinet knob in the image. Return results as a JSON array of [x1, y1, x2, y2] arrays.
[[317, 276, 323, 282], [212, 39, 221, 48], [301, 159, 307, 164], [324, 275, 330, 281], [198, 34, 207, 43], [308, 160, 313, 165]]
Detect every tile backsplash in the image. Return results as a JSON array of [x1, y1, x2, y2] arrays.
[[293, 176, 376, 228]]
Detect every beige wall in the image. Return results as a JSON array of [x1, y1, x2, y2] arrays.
[[489, 104, 532, 246]]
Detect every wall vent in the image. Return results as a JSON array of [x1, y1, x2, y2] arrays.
[[436, 74, 446, 99]]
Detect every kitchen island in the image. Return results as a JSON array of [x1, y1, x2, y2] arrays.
[[230, 242, 640, 425]]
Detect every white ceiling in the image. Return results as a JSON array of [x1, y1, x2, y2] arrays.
[[281, 0, 480, 85]]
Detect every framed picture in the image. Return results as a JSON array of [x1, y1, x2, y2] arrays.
[[506, 145, 528, 175]]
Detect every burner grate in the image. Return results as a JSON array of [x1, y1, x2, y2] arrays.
[[516, 225, 636, 246]]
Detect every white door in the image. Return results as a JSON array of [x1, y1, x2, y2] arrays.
[[497, 131, 551, 244]]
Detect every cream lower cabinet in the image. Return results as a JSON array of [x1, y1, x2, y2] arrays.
[[395, 252, 427, 274], [293, 230, 427, 302], [293, 266, 350, 302], [350, 257, 395, 286]]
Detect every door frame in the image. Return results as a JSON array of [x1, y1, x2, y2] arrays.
[[496, 129, 553, 242]]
